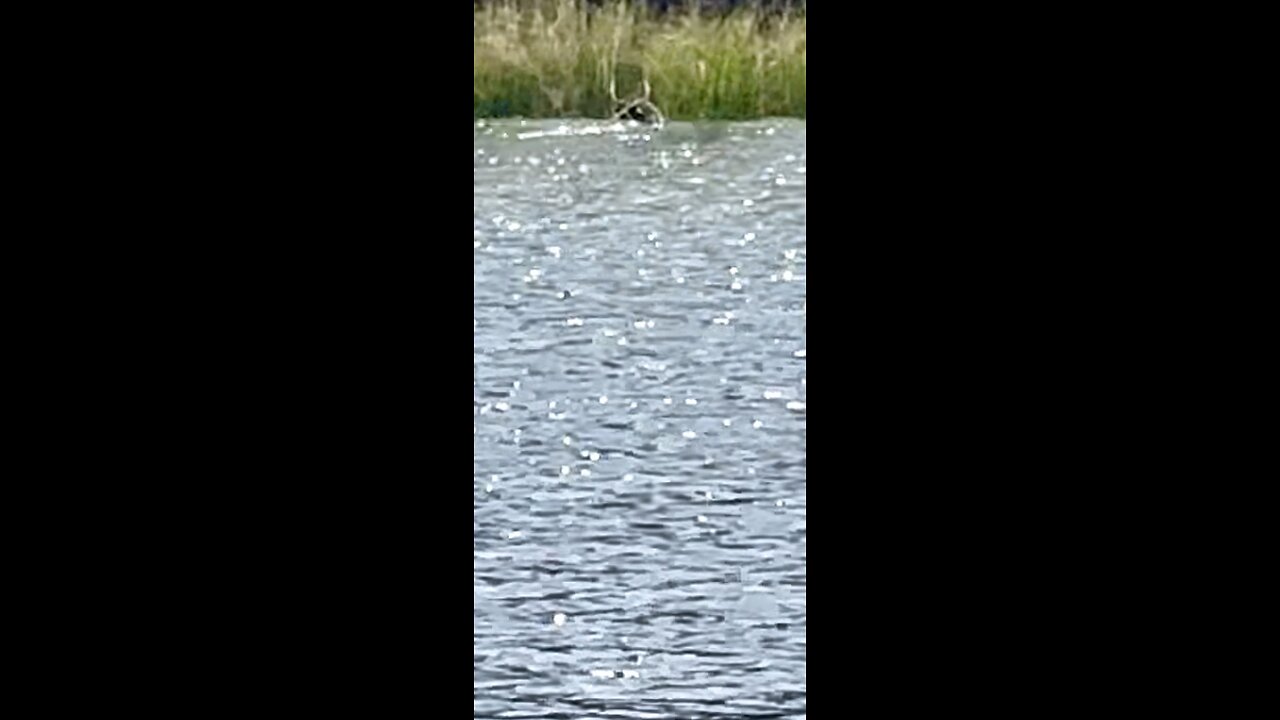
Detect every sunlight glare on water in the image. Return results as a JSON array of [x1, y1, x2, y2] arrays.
[[475, 119, 806, 720]]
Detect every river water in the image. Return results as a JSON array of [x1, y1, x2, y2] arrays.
[[474, 119, 806, 719]]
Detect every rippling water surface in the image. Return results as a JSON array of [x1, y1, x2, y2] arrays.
[[474, 119, 806, 719]]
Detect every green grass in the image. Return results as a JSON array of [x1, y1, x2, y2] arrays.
[[474, 1, 806, 120]]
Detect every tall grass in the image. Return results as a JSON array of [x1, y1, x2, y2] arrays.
[[474, 0, 806, 120]]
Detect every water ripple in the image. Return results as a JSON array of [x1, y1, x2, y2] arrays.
[[476, 120, 806, 720]]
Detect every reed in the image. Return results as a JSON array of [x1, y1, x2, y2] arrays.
[[474, 0, 806, 120]]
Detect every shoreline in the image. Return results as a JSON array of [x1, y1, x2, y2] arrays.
[[474, 1, 806, 121]]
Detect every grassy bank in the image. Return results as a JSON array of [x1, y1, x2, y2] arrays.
[[474, 1, 806, 120]]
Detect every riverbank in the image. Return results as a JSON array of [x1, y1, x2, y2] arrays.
[[474, 1, 806, 120]]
